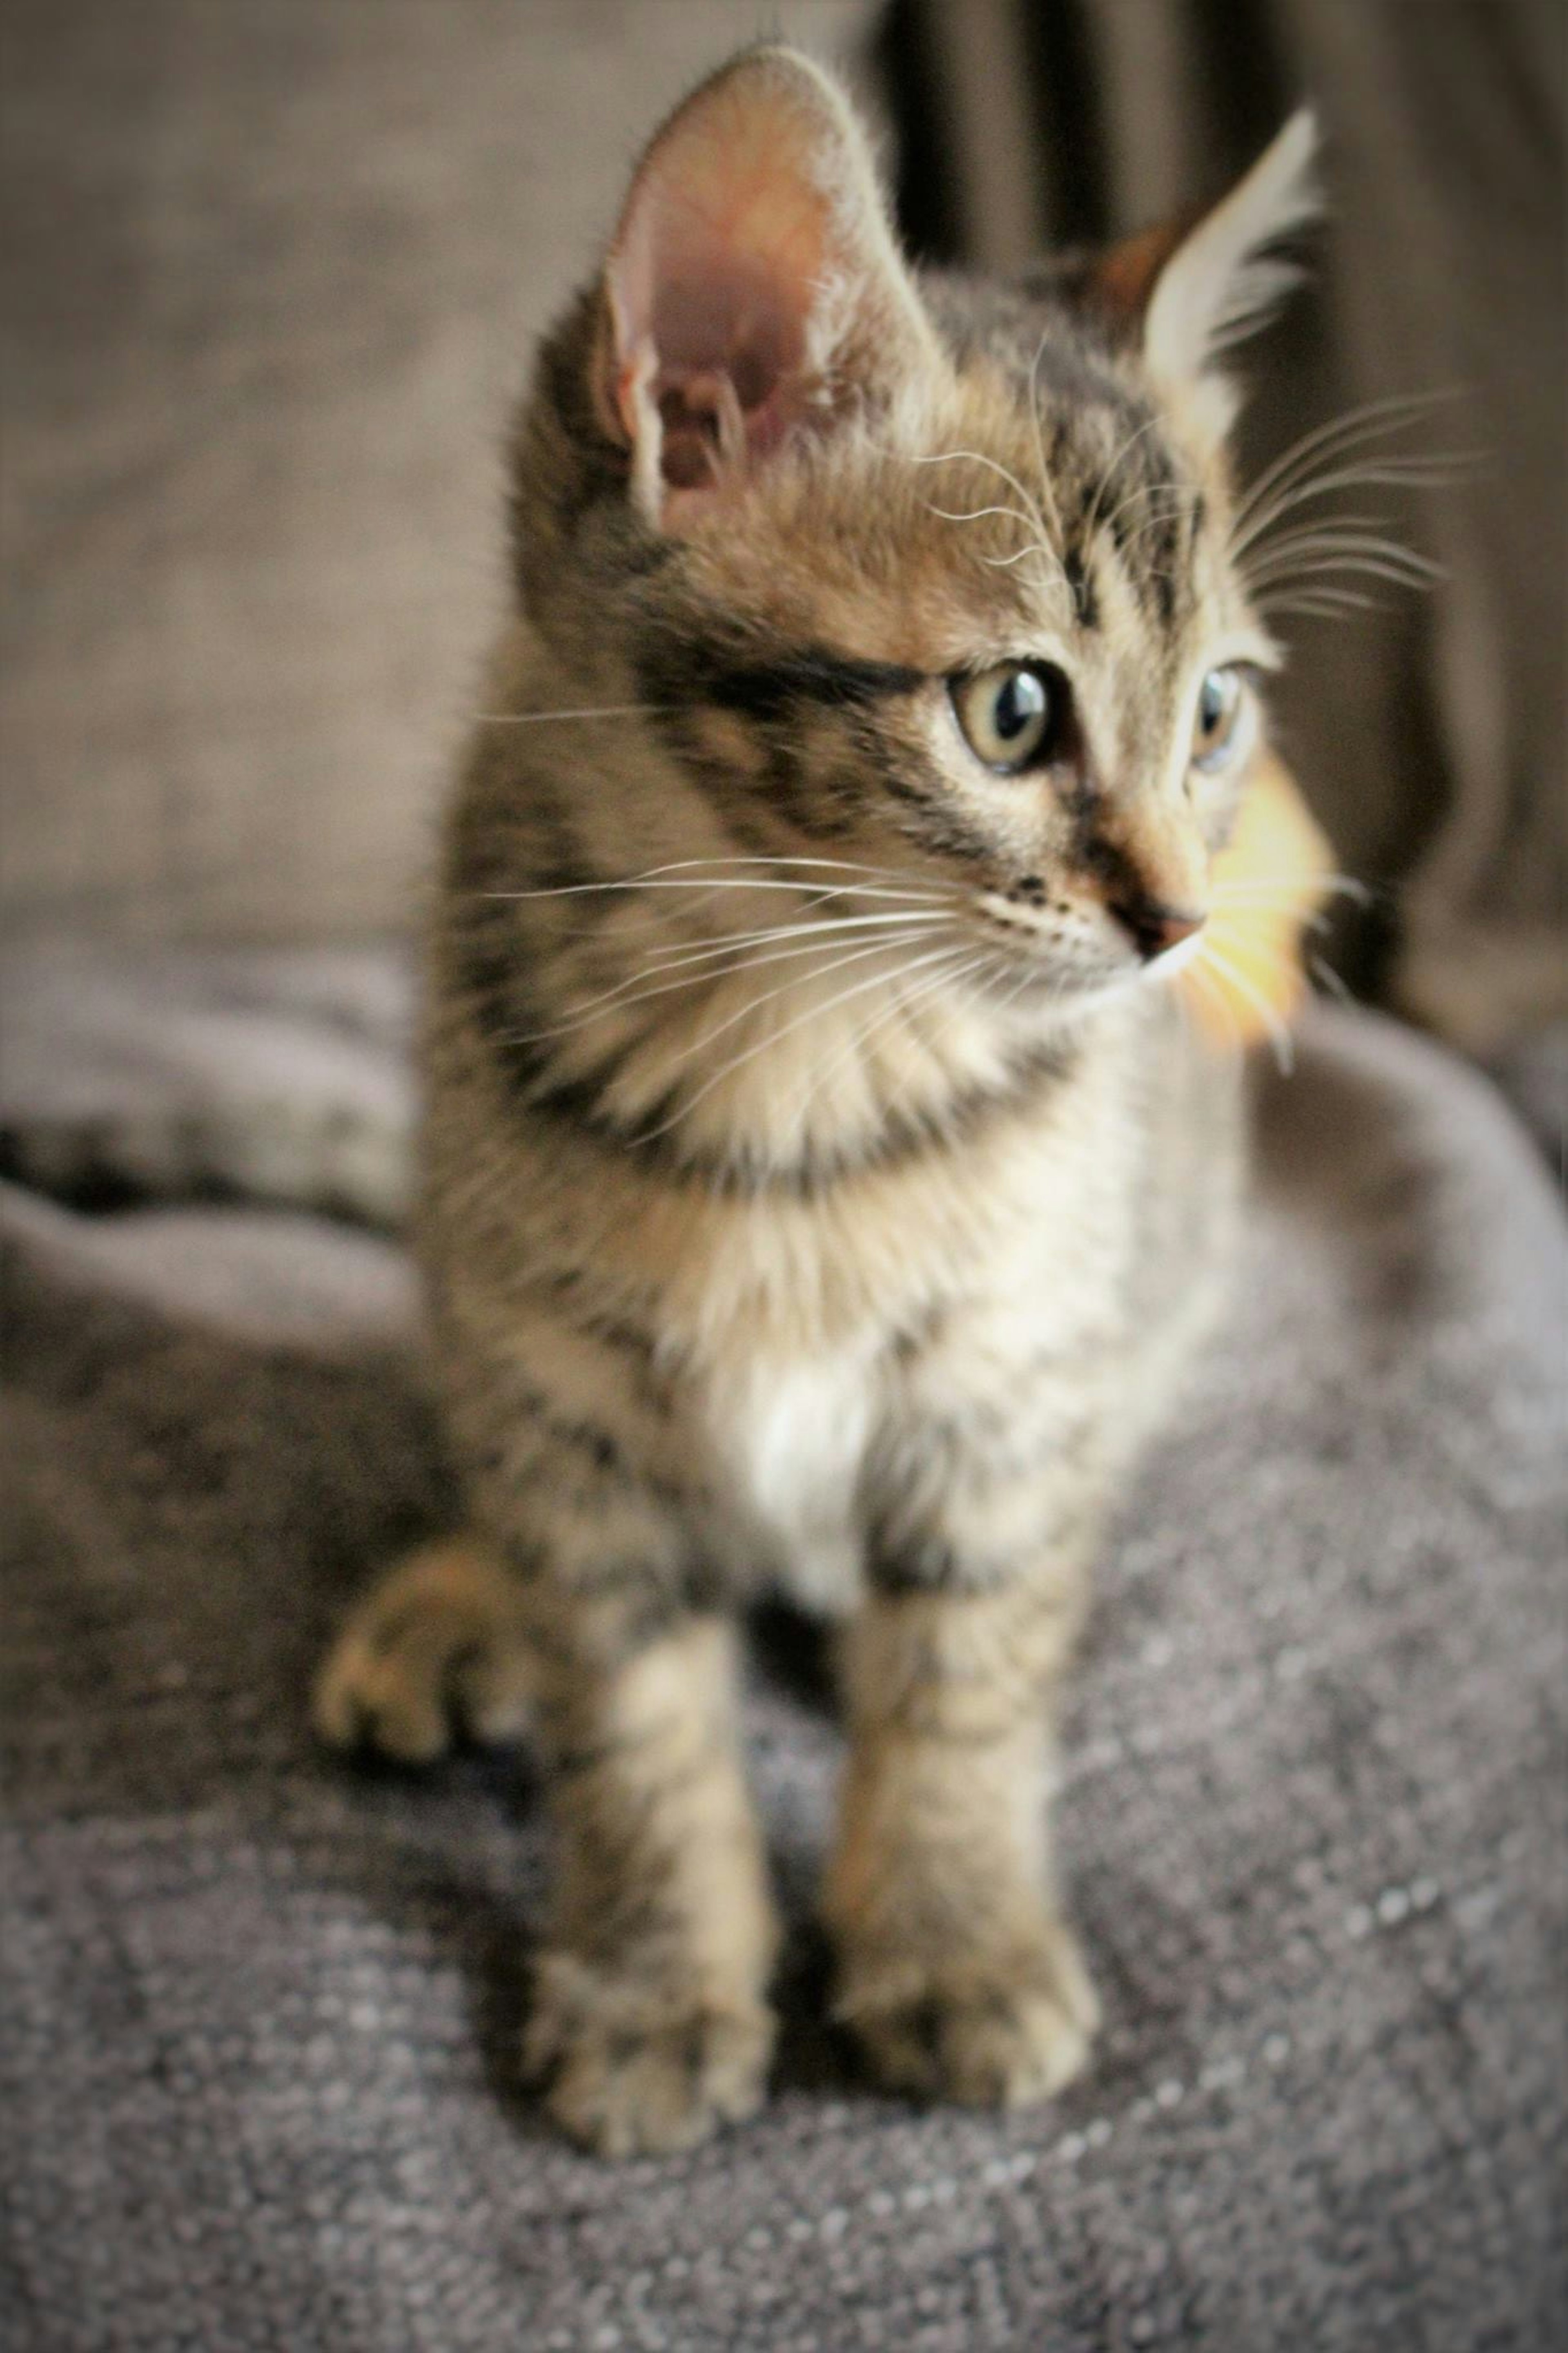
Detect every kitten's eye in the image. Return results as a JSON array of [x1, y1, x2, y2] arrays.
[[1191, 666, 1247, 773], [950, 663, 1065, 775]]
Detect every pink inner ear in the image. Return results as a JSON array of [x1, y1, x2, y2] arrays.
[[641, 257, 806, 488], [608, 91, 835, 502]]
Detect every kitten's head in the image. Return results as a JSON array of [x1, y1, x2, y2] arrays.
[[512, 45, 1318, 1010]]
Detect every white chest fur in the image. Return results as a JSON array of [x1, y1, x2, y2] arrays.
[[697, 1344, 877, 1615]]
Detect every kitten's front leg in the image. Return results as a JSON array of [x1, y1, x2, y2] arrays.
[[524, 1605, 778, 2157], [431, 1299, 779, 2156], [825, 1574, 1098, 2109]]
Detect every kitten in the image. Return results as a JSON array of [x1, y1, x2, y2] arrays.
[[316, 46, 1318, 2157]]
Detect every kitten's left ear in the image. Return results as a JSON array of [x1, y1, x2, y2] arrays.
[[1094, 112, 1321, 440]]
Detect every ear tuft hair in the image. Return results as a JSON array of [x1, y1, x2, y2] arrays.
[[1144, 110, 1321, 426]]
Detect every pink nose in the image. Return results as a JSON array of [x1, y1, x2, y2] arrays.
[[1111, 900, 1207, 963]]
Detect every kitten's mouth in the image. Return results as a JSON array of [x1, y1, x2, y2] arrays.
[[976, 892, 1209, 981], [971, 943, 1133, 1014], [965, 900, 1210, 1021], [1144, 925, 1207, 977]]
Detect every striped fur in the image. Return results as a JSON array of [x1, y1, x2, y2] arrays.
[[317, 47, 1306, 2154]]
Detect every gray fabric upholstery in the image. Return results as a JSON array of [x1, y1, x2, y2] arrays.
[[3, 966, 1564, 2351], [0, 0, 872, 943], [0, 941, 415, 1228]]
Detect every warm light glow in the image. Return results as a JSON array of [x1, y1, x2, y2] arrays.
[[1178, 749, 1335, 1045]]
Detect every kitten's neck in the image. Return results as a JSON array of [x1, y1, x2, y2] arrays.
[[504, 910, 1126, 1193]]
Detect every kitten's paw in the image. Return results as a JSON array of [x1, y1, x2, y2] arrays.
[[313, 1538, 534, 1765], [526, 1953, 775, 2159], [837, 1924, 1099, 2109]]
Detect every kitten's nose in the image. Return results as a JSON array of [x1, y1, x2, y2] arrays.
[[1111, 899, 1207, 964]]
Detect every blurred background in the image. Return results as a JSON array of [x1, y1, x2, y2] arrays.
[[1, 0, 1562, 1042]]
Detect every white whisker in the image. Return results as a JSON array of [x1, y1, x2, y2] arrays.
[[921, 495, 1061, 584], [1182, 958, 1247, 1055], [1241, 526, 1443, 591], [1193, 941, 1295, 1074], [1255, 590, 1383, 622], [631, 907, 947, 962], [993, 952, 1047, 1019], [1081, 414, 1166, 552], [914, 444, 1070, 608], [1247, 560, 1442, 596], [914, 449, 1049, 538], [1234, 448, 1474, 557], [788, 944, 983, 1136], [545, 875, 950, 949], [1096, 484, 1189, 550], [1241, 506, 1392, 548], [1230, 454, 1477, 561], [485, 875, 949, 905], [1210, 872, 1372, 908], [602, 854, 957, 885], [1117, 500, 1199, 563], [1309, 953, 1354, 1005], [1249, 555, 1444, 599], [1228, 389, 1461, 544], [980, 540, 1066, 572], [1025, 324, 1069, 556], [635, 941, 967, 1143], [924, 500, 1042, 532], [583, 909, 948, 1002], [653, 935, 940, 1080], [509, 918, 951, 1045], [476, 703, 668, 725]]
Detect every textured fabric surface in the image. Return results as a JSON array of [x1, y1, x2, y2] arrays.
[[2, 971, 1565, 2352], [0, 941, 415, 1228], [0, 0, 873, 942]]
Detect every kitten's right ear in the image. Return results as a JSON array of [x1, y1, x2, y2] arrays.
[[594, 45, 937, 529], [1083, 112, 1321, 441]]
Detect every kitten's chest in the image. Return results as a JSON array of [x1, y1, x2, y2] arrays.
[[695, 1342, 878, 1611], [677, 1087, 1142, 1603]]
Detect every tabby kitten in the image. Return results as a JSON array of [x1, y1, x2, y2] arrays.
[[316, 47, 1317, 2157]]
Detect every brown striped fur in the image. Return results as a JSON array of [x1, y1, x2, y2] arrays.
[[316, 47, 1316, 2153]]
